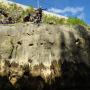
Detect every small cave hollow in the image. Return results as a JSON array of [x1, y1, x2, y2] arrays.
[[28, 43, 34, 46]]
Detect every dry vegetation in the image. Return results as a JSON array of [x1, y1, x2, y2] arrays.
[[0, 2, 88, 26]]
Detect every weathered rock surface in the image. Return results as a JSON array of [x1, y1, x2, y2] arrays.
[[0, 23, 90, 90]]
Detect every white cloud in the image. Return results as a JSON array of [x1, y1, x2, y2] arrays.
[[48, 7, 85, 20], [48, 7, 84, 15]]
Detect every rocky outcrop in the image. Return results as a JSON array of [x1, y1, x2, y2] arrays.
[[0, 23, 90, 90]]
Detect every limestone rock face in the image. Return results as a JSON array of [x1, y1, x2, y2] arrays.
[[0, 23, 90, 89]]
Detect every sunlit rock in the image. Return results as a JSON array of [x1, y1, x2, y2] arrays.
[[0, 23, 90, 89]]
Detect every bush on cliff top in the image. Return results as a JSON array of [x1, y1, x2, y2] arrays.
[[0, 2, 88, 26], [67, 17, 87, 26], [43, 14, 66, 25]]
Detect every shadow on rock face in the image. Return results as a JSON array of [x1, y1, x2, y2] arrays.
[[0, 76, 16, 90], [56, 25, 90, 89], [60, 61, 90, 88], [16, 74, 45, 90], [0, 75, 45, 90], [0, 62, 90, 90]]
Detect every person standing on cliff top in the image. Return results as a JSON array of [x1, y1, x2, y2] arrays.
[[34, 7, 47, 24], [34, 7, 43, 24]]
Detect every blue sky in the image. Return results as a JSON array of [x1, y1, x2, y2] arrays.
[[10, 0, 90, 24]]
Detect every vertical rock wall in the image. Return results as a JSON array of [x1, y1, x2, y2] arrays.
[[0, 23, 90, 89]]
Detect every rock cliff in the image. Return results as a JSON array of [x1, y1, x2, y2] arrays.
[[0, 23, 90, 90]]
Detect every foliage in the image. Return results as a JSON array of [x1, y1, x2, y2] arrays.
[[88, 25, 90, 30], [0, 2, 88, 25], [67, 17, 87, 26], [42, 15, 87, 26], [0, 2, 24, 22], [25, 6, 35, 15], [43, 14, 66, 25]]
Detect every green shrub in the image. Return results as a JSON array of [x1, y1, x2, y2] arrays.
[[67, 17, 87, 26], [43, 14, 66, 25], [88, 25, 90, 30]]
